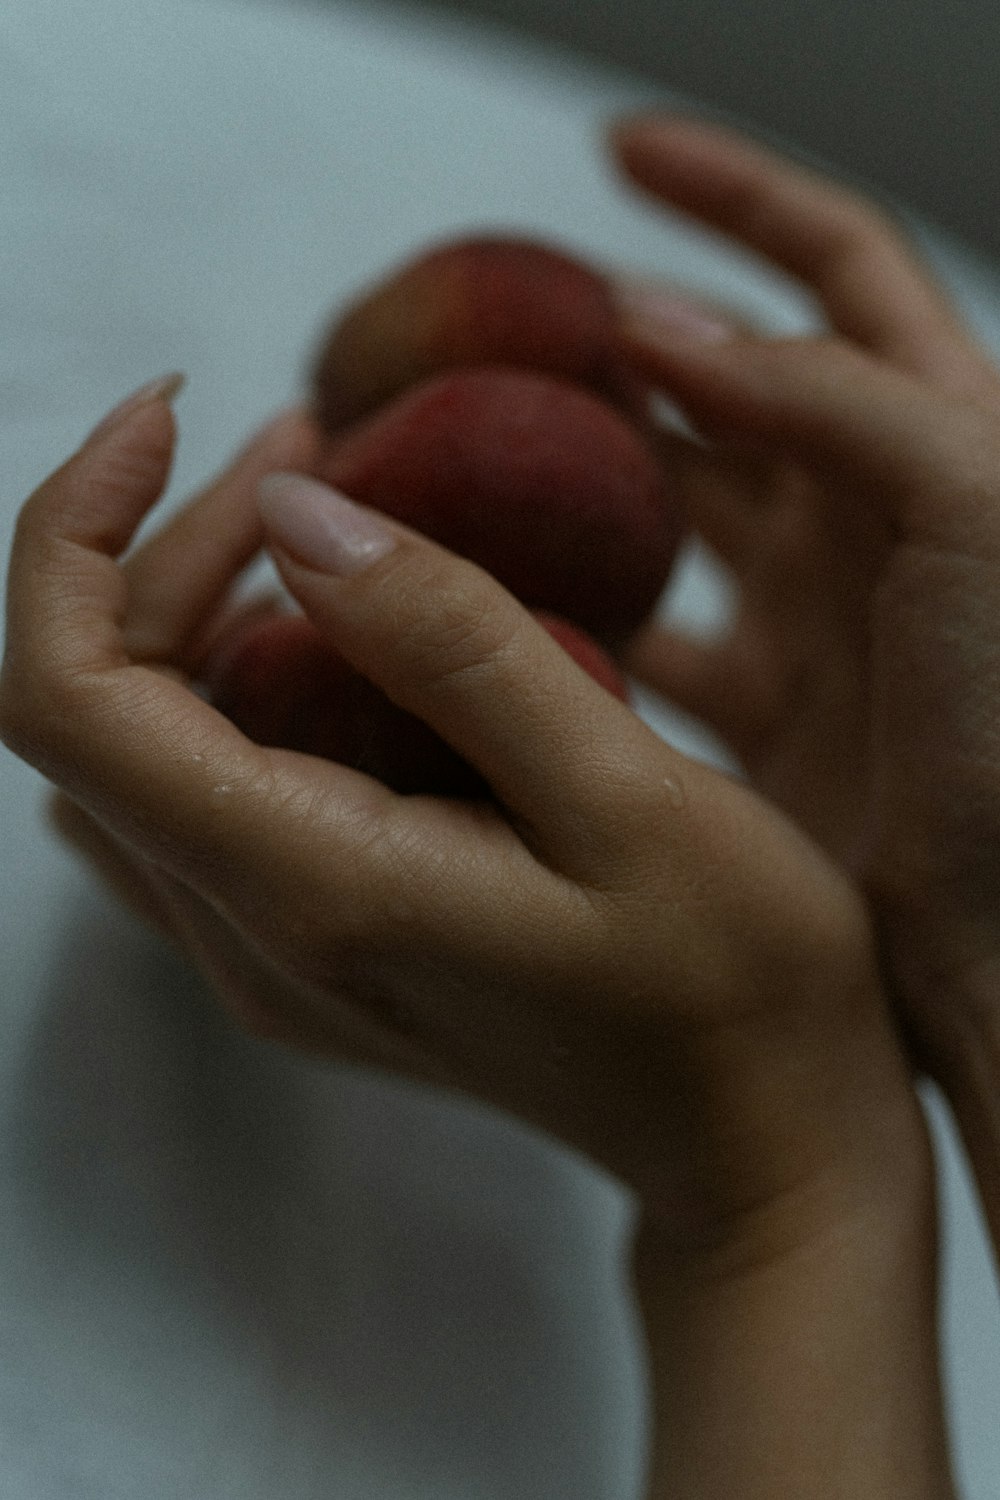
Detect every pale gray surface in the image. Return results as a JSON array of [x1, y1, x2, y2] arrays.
[[0, 0, 998, 1494], [386, 0, 1000, 261]]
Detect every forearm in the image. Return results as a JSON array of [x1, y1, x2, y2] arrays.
[[630, 1124, 956, 1499]]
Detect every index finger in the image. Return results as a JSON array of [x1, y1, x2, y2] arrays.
[[0, 385, 398, 921], [121, 405, 322, 672], [609, 113, 988, 388]]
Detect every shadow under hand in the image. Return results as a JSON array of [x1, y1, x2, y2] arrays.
[[6, 879, 641, 1498]]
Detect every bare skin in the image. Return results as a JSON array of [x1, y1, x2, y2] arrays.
[[610, 113, 1000, 1263], [0, 373, 951, 1493]]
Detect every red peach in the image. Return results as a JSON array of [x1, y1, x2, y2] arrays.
[[203, 609, 628, 798], [313, 368, 680, 645], [533, 611, 629, 704], [311, 235, 642, 434]]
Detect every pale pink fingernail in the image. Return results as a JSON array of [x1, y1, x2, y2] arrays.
[[258, 472, 396, 576], [615, 282, 736, 345], [88, 372, 186, 442]]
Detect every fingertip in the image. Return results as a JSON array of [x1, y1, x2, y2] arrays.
[[86, 371, 186, 447], [242, 404, 325, 473], [618, 314, 746, 404], [258, 472, 398, 579], [616, 281, 740, 350], [603, 111, 639, 152], [607, 109, 718, 162], [70, 375, 184, 526], [20, 377, 185, 561], [607, 107, 683, 140], [606, 112, 665, 177]]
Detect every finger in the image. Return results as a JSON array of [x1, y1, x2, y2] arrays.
[[256, 471, 670, 867], [618, 328, 1000, 540], [0, 382, 399, 916], [1, 386, 665, 978], [652, 426, 774, 568], [613, 276, 760, 345], [122, 406, 321, 671], [623, 618, 779, 753], [609, 113, 989, 387]]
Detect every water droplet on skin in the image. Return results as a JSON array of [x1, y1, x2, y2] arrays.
[[209, 783, 234, 806], [191, 753, 205, 764], [663, 775, 686, 810]]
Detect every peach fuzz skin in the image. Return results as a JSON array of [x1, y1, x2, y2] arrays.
[[311, 235, 646, 433], [205, 238, 686, 797], [312, 368, 682, 644]]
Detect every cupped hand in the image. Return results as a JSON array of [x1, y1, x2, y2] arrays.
[[610, 115, 1000, 1111], [0, 382, 922, 1259]]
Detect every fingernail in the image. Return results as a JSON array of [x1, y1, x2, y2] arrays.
[[87, 371, 186, 441], [615, 282, 735, 345], [258, 473, 396, 576]]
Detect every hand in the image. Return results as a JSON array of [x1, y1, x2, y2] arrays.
[[0, 382, 949, 1495], [610, 116, 1000, 1179], [0, 377, 908, 1236]]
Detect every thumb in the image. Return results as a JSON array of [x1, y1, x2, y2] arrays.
[[257, 471, 651, 860]]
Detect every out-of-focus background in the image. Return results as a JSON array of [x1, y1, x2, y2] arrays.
[[391, 0, 1000, 259]]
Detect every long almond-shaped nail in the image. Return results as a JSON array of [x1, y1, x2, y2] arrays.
[[88, 372, 186, 443], [259, 472, 396, 577], [615, 282, 736, 345]]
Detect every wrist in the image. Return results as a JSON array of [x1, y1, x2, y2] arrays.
[[630, 1104, 956, 1499]]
